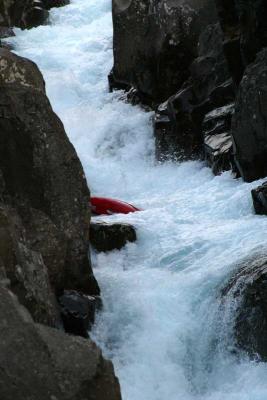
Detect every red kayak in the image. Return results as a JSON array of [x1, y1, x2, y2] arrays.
[[91, 197, 141, 215]]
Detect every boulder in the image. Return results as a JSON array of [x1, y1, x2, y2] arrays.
[[0, 48, 99, 296], [0, 46, 100, 330], [90, 221, 137, 252], [0, 286, 122, 400], [251, 182, 267, 215], [111, 0, 217, 104], [221, 255, 267, 361], [231, 49, 267, 182], [59, 290, 99, 338], [202, 103, 235, 175]]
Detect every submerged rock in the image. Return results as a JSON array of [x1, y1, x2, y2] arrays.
[[232, 49, 267, 182], [59, 290, 98, 338], [251, 182, 267, 215], [0, 286, 121, 400], [90, 221, 137, 252], [222, 255, 267, 361]]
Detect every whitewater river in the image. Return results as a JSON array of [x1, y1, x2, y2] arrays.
[[10, 1, 267, 399]]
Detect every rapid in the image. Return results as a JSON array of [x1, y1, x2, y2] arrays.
[[9, 0, 267, 399]]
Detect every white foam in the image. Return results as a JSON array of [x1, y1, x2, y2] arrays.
[[10, 1, 267, 399]]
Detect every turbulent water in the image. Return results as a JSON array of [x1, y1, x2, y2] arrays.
[[9, 1, 267, 399]]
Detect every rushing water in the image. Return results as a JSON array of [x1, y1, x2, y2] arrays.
[[9, 1, 267, 399]]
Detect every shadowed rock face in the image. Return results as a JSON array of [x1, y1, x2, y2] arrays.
[[0, 0, 70, 30], [0, 48, 100, 329], [215, 0, 267, 86], [43, 0, 70, 10], [154, 21, 233, 164], [0, 286, 121, 400], [111, 0, 217, 105], [231, 49, 267, 182], [0, 206, 61, 327], [0, 0, 49, 29]]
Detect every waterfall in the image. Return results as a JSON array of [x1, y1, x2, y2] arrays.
[[10, 0, 267, 398]]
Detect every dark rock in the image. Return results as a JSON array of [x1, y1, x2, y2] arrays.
[[42, 0, 70, 10], [0, 206, 61, 327], [0, 46, 100, 329], [112, 0, 217, 104], [221, 255, 267, 361], [0, 26, 15, 50], [0, 286, 122, 400], [0, 48, 99, 296], [251, 182, 267, 215], [154, 22, 233, 162], [0, 26, 14, 39], [90, 221, 137, 252], [190, 23, 230, 103], [231, 49, 267, 182], [59, 290, 98, 338], [0, 0, 49, 29], [203, 103, 235, 175], [24, 5, 49, 29], [154, 86, 201, 161], [215, 0, 267, 85]]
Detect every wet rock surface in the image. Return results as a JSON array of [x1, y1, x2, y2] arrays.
[[153, 20, 233, 163], [90, 221, 137, 252], [203, 103, 235, 175], [59, 290, 98, 338], [231, 49, 267, 182], [0, 286, 121, 400], [252, 182, 267, 215], [154, 87, 200, 161], [222, 255, 267, 361], [111, 0, 217, 105], [43, 0, 70, 9]]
